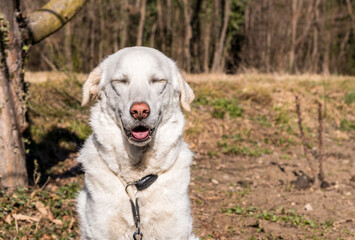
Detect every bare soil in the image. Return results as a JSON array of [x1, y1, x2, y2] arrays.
[[186, 74, 355, 239]]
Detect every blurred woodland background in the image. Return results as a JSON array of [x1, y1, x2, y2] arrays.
[[22, 0, 355, 75]]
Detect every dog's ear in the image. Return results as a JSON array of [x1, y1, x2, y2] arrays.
[[176, 70, 195, 112], [81, 63, 103, 106]]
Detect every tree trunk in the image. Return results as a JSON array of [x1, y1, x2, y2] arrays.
[[311, 0, 320, 73], [211, 0, 230, 73], [64, 23, 72, 71], [289, 0, 303, 73], [0, 0, 87, 191], [203, 18, 211, 73], [157, 0, 166, 52], [265, 0, 271, 72], [136, 0, 147, 46], [0, 1, 28, 191], [119, 0, 128, 49], [182, 0, 192, 72], [149, 22, 157, 48], [98, 1, 104, 61]]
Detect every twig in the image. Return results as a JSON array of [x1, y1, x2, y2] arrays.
[[295, 96, 316, 179], [35, 216, 41, 234], [30, 176, 51, 199], [318, 102, 325, 182]]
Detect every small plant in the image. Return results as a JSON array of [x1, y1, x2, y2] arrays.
[[217, 140, 271, 157], [274, 106, 290, 126], [253, 115, 272, 127], [344, 90, 355, 105], [340, 119, 355, 132], [56, 181, 81, 199], [223, 205, 319, 230], [211, 98, 243, 119], [322, 220, 334, 229]]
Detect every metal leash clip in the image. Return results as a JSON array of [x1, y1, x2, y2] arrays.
[[130, 198, 143, 240], [133, 231, 143, 240]]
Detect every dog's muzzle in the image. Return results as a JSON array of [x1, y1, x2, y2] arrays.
[[124, 125, 155, 143]]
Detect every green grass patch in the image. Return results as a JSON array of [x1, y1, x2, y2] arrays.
[[344, 90, 355, 105], [217, 140, 272, 157], [340, 119, 355, 131], [274, 106, 290, 126], [192, 84, 243, 119], [223, 205, 318, 228], [211, 98, 243, 119], [251, 115, 272, 127]]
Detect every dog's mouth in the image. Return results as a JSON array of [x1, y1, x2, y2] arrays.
[[124, 125, 155, 143]]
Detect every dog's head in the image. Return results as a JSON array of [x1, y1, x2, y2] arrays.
[[81, 47, 194, 147]]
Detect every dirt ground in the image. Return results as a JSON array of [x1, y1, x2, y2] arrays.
[[186, 74, 355, 239], [1, 73, 354, 239]]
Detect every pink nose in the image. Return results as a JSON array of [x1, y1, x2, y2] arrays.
[[130, 102, 150, 120]]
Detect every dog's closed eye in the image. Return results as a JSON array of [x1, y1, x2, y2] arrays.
[[150, 78, 167, 84], [112, 78, 129, 85], [150, 78, 167, 94]]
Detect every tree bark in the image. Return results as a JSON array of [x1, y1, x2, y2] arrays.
[[0, 1, 28, 191], [27, 0, 88, 44], [211, 0, 230, 73], [0, 0, 87, 191]]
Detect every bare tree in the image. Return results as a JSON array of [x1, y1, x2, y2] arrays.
[[211, 0, 230, 72], [136, 0, 147, 46], [11, 0, 354, 75], [202, 0, 212, 73], [242, 0, 353, 74], [0, 0, 87, 191], [182, 0, 192, 72], [289, 0, 303, 72]]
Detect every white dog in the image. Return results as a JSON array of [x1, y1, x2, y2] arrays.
[[77, 47, 197, 240]]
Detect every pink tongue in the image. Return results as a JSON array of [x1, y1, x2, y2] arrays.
[[132, 130, 149, 140]]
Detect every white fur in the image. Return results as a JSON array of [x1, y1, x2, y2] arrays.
[[77, 47, 197, 239]]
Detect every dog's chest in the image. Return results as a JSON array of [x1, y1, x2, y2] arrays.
[[105, 182, 186, 239]]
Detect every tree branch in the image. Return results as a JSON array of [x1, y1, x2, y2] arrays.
[[27, 0, 88, 44]]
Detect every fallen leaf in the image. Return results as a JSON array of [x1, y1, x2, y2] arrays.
[[36, 201, 47, 215], [45, 207, 63, 225], [68, 217, 75, 230], [47, 209, 54, 221], [41, 234, 51, 240], [51, 219, 63, 225], [12, 214, 40, 222], [5, 214, 13, 224], [62, 215, 71, 221]]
